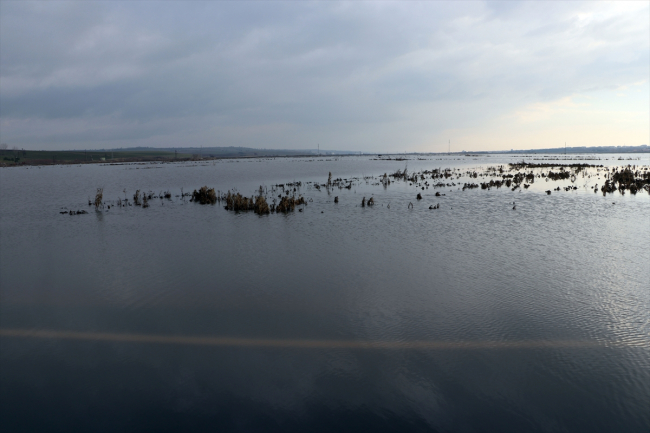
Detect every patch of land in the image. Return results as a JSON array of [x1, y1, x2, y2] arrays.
[[0, 149, 193, 166], [0, 146, 362, 167], [468, 145, 649, 155]]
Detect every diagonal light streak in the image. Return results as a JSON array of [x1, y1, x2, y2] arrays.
[[1, 329, 647, 349]]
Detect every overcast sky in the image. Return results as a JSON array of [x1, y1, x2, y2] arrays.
[[1, 1, 648, 152]]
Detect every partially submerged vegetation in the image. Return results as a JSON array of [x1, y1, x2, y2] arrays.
[[224, 187, 305, 214], [60, 209, 88, 215], [94, 188, 103, 210], [224, 192, 254, 212], [67, 162, 649, 217], [604, 168, 650, 195], [361, 197, 375, 207], [276, 195, 305, 212], [191, 186, 217, 204], [509, 162, 601, 170], [385, 162, 650, 196]]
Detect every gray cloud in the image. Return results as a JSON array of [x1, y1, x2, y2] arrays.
[[1, 1, 648, 151]]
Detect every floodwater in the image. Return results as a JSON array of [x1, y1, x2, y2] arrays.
[[1, 154, 649, 432]]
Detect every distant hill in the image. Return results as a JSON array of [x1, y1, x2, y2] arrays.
[[107, 146, 364, 157], [476, 145, 649, 154]]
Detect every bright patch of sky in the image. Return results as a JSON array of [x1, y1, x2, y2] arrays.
[[1, 1, 648, 151]]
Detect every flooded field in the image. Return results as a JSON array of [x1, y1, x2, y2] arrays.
[[1, 154, 649, 432]]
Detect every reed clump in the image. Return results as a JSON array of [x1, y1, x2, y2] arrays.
[[192, 186, 217, 204], [612, 168, 636, 194], [94, 188, 103, 210], [225, 191, 252, 211], [276, 195, 304, 213], [390, 165, 409, 180], [254, 194, 270, 214], [224, 190, 300, 214], [546, 171, 571, 181]]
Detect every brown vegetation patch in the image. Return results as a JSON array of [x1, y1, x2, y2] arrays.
[[192, 186, 217, 204]]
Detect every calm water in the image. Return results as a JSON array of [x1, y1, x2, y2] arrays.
[[1, 154, 649, 432]]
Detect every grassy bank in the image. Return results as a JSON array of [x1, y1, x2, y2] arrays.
[[0, 147, 329, 167], [0, 149, 196, 166]]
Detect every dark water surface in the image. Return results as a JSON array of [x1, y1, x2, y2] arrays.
[[1, 154, 649, 432]]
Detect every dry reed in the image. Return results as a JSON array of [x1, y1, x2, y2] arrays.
[[94, 188, 103, 210]]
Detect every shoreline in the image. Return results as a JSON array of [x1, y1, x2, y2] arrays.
[[2, 151, 649, 168]]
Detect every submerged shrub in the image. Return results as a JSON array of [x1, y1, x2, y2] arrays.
[[192, 186, 217, 204]]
